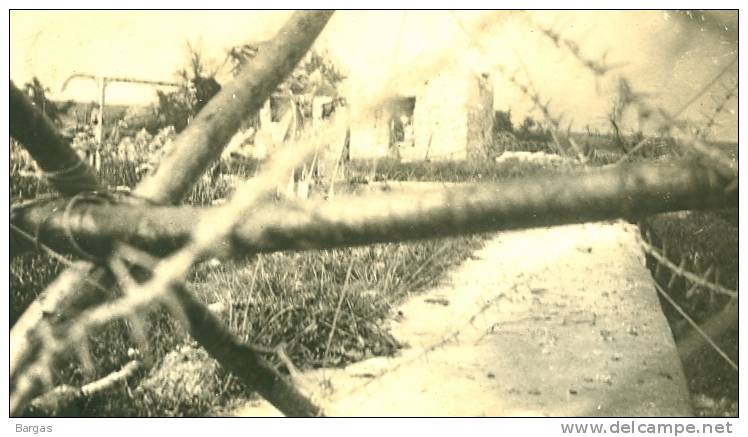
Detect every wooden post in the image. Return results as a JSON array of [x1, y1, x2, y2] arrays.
[[96, 77, 105, 147]]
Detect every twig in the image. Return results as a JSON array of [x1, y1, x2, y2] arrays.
[[136, 11, 334, 203], [29, 360, 142, 415]]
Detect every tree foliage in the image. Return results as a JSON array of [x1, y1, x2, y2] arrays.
[[493, 109, 513, 133], [156, 44, 222, 133], [515, 115, 552, 142], [23, 77, 73, 125], [228, 44, 345, 95], [153, 42, 344, 133]]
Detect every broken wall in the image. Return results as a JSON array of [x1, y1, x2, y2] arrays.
[[412, 70, 469, 161]]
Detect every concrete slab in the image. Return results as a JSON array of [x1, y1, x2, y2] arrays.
[[233, 221, 692, 417]]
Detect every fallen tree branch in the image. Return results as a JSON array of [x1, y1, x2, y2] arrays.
[[173, 284, 323, 416], [11, 159, 738, 261]]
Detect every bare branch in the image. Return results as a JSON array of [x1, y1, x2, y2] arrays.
[[12, 160, 737, 261], [9, 81, 100, 195], [136, 11, 334, 204]]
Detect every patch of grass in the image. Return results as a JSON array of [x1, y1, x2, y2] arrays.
[[10, 153, 490, 416], [191, 238, 484, 368], [10, 253, 66, 327], [345, 155, 583, 183]]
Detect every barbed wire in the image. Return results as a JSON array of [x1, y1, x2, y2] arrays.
[[449, 12, 591, 162], [532, 21, 620, 78], [652, 281, 737, 372], [530, 19, 738, 183], [637, 232, 737, 299], [322, 280, 521, 405], [694, 75, 738, 139], [12, 127, 325, 415], [10, 222, 112, 296]]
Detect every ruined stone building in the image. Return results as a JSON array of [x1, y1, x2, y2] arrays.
[[225, 65, 495, 164], [349, 66, 494, 161]]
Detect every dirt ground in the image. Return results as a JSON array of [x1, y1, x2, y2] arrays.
[[232, 221, 692, 417]]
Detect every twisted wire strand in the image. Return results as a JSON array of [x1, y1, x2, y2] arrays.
[[10, 222, 112, 296], [13, 130, 322, 416], [40, 159, 100, 194], [61, 192, 115, 262], [653, 282, 737, 372], [637, 233, 737, 299]]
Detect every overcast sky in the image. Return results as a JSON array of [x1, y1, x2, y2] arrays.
[[10, 10, 738, 140]]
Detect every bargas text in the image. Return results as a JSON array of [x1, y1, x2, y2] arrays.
[[15, 424, 53, 434]]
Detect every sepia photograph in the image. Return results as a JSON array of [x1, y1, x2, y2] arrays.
[[7, 7, 739, 424]]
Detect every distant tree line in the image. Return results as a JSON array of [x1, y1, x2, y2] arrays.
[[493, 109, 553, 143]]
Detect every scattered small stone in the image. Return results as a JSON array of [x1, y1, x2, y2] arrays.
[[424, 297, 450, 306], [595, 373, 613, 385], [657, 371, 673, 380], [207, 302, 227, 319]]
